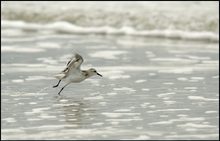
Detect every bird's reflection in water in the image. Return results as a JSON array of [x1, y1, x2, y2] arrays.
[[54, 95, 96, 128]]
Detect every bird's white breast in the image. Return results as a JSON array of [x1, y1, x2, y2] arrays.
[[64, 70, 86, 83]]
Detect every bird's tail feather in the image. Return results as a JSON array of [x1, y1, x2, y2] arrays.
[[54, 73, 65, 80]]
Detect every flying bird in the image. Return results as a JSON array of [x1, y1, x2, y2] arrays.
[[53, 53, 102, 95]]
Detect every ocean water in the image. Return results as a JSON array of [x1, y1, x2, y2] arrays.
[[1, 1, 219, 140]]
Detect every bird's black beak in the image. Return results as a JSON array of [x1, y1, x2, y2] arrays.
[[96, 72, 103, 77]]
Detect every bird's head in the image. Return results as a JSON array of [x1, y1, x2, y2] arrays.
[[88, 68, 102, 77]]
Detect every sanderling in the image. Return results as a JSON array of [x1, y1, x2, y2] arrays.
[[53, 53, 102, 95]]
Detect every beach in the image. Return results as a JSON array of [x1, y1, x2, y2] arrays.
[[1, 1, 219, 140]]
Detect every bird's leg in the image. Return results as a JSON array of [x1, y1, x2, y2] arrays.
[[58, 83, 70, 95], [58, 87, 65, 95], [53, 80, 61, 88]]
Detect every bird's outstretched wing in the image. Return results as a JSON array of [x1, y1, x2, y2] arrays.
[[54, 53, 84, 80], [62, 53, 84, 73]]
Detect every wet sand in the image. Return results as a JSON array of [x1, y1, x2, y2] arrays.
[[1, 34, 219, 139]]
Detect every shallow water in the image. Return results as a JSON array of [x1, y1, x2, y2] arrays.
[[1, 33, 219, 139]]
